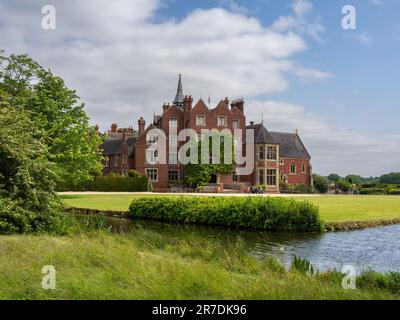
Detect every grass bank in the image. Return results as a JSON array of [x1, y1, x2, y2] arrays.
[[60, 194, 400, 224], [0, 228, 398, 299]]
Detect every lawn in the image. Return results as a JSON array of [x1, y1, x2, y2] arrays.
[[0, 230, 397, 299], [60, 194, 400, 223]]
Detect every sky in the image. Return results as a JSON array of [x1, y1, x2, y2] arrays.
[[0, 0, 399, 176]]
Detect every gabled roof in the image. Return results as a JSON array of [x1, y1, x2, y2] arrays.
[[269, 131, 311, 160], [245, 123, 278, 145], [101, 136, 137, 157]]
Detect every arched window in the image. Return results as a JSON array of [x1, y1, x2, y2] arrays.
[[290, 162, 296, 174]]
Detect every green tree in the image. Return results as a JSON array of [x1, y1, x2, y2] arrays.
[[185, 132, 234, 188], [0, 51, 103, 185], [312, 174, 329, 193], [336, 179, 352, 192], [0, 106, 62, 233], [379, 172, 400, 185], [327, 173, 341, 182]]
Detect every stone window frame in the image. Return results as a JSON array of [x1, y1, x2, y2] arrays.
[[266, 169, 277, 186], [266, 146, 277, 160], [258, 146, 265, 161], [232, 119, 240, 129], [258, 168, 265, 185]]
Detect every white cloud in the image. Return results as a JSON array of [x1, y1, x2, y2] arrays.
[[371, 0, 384, 6], [291, 0, 313, 17], [272, 0, 325, 41]]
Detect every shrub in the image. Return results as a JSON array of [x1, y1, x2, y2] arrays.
[[58, 176, 151, 192], [313, 174, 329, 193], [128, 169, 140, 178], [336, 179, 352, 192], [129, 196, 323, 232]]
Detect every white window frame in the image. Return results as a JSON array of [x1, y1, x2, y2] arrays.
[[168, 170, 179, 181], [146, 168, 158, 182], [266, 169, 277, 186], [217, 116, 227, 127], [196, 115, 206, 126], [290, 162, 296, 174], [232, 119, 239, 129]]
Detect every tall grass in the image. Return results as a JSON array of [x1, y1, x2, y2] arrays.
[[0, 219, 397, 299]]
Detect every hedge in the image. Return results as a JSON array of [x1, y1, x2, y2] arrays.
[[129, 196, 323, 232], [58, 176, 152, 192]]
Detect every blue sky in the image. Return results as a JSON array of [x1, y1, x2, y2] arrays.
[[0, 0, 399, 175]]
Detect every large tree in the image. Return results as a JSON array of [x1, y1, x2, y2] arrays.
[[0, 104, 62, 233], [0, 51, 102, 185]]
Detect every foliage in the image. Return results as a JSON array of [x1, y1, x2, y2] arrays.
[[357, 271, 400, 294], [58, 176, 152, 192], [336, 179, 352, 192], [128, 169, 141, 178], [291, 256, 315, 275], [312, 174, 329, 193], [0, 51, 103, 186], [129, 196, 323, 232], [327, 173, 341, 182], [0, 107, 64, 233], [379, 172, 400, 185], [185, 131, 234, 187]]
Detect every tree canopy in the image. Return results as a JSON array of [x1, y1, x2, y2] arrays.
[[0, 51, 103, 185]]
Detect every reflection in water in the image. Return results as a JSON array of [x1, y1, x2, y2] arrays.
[[91, 215, 400, 273]]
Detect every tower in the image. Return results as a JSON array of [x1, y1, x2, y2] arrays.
[[173, 74, 184, 110]]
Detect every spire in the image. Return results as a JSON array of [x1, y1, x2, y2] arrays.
[[173, 74, 184, 109]]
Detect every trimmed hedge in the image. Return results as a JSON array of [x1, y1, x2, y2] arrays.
[[129, 196, 323, 232], [58, 176, 152, 192]]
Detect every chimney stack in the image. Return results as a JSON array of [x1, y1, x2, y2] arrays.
[[163, 102, 169, 113], [183, 95, 193, 111], [122, 129, 127, 141], [94, 124, 100, 135], [250, 121, 254, 126], [230, 98, 244, 114], [224, 97, 229, 106], [111, 123, 118, 133], [138, 117, 145, 136]]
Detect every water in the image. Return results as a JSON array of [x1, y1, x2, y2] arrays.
[[92, 215, 400, 273]]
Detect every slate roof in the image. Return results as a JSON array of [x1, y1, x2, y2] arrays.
[[246, 123, 278, 145], [101, 136, 136, 156], [270, 131, 311, 160]]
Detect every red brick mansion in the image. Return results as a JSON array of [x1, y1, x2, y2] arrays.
[[100, 76, 312, 192]]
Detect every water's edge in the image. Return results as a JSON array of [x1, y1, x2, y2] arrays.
[[64, 206, 400, 232]]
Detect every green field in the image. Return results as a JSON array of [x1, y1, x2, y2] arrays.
[[60, 194, 400, 223], [0, 229, 397, 299]]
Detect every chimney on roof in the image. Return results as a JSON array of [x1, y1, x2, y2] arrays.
[[230, 98, 244, 113], [163, 102, 169, 113], [138, 117, 145, 136], [224, 97, 229, 106], [94, 124, 99, 135], [183, 95, 193, 111], [127, 126, 133, 135], [122, 129, 127, 141], [250, 121, 254, 126], [111, 123, 118, 133]]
